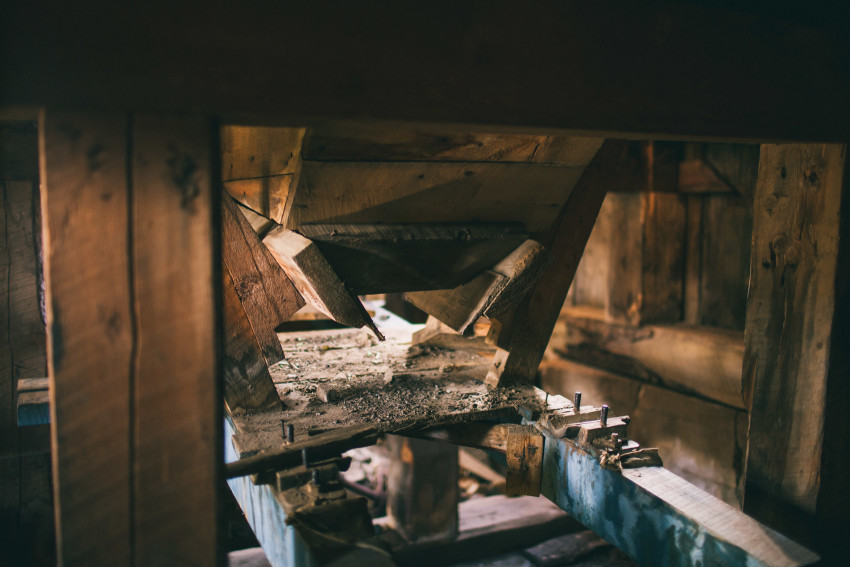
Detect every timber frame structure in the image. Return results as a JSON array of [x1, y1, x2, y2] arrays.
[[2, 2, 849, 566]]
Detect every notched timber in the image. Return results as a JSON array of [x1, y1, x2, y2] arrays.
[[262, 227, 383, 340], [408, 239, 551, 335], [222, 192, 304, 365]]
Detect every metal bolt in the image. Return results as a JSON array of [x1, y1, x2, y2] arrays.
[[301, 448, 310, 468], [574, 392, 582, 411], [611, 432, 619, 450], [600, 404, 609, 427], [285, 424, 295, 443]]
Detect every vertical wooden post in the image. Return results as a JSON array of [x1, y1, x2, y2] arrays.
[[386, 435, 459, 543], [40, 112, 222, 566], [742, 144, 849, 559]]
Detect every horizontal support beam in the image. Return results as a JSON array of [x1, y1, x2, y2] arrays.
[[2, 2, 849, 142], [541, 434, 819, 566]]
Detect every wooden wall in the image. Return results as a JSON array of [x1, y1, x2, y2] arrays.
[[543, 142, 759, 505], [0, 121, 55, 565]]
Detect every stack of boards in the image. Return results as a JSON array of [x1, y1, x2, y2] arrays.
[[222, 124, 604, 338]]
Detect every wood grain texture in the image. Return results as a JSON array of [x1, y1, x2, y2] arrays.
[[130, 114, 221, 566], [303, 125, 602, 164], [4, 3, 849, 142], [221, 126, 305, 223], [222, 265, 281, 414], [551, 307, 745, 409], [41, 112, 222, 566], [284, 160, 590, 233], [299, 223, 528, 294], [222, 193, 303, 363], [263, 227, 382, 339], [540, 358, 746, 506], [606, 192, 686, 326], [40, 112, 134, 566], [742, 144, 847, 551], [407, 239, 550, 334], [486, 140, 625, 387], [387, 436, 459, 543], [505, 427, 544, 497]]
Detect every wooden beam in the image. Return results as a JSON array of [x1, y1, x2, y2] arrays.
[[40, 112, 222, 565], [3, 3, 850, 141], [486, 140, 626, 387], [284, 160, 591, 233], [407, 239, 550, 335], [386, 436, 459, 543], [263, 227, 383, 339], [551, 307, 745, 409], [542, 436, 819, 566], [221, 192, 304, 364], [221, 265, 281, 414], [742, 144, 849, 560], [221, 126, 305, 223]]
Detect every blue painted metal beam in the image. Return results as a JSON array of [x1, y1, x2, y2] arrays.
[[540, 434, 819, 567]]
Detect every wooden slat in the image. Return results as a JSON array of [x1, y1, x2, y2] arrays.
[[4, 3, 850, 141], [742, 143, 848, 557], [40, 112, 134, 565], [486, 140, 626, 387], [221, 192, 303, 364], [284, 160, 591, 232], [130, 114, 221, 566]]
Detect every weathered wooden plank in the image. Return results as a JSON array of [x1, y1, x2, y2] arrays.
[[742, 143, 848, 556], [303, 125, 602, 165], [221, 125, 306, 223], [541, 436, 819, 566], [386, 436, 459, 543], [551, 307, 746, 409], [284, 160, 591, 233], [540, 357, 747, 507], [696, 194, 753, 330], [486, 140, 625, 387], [130, 114, 221, 566], [505, 427, 544, 497], [263, 227, 382, 338], [5, 3, 849, 141], [222, 192, 304, 364], [40, 112, 134, 565], [299, 223, 528, 294], [606, 191, 686, 325], [222, 264, 282, 414], [384, 495, 581, 567], [406, 239, 550, 334]]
